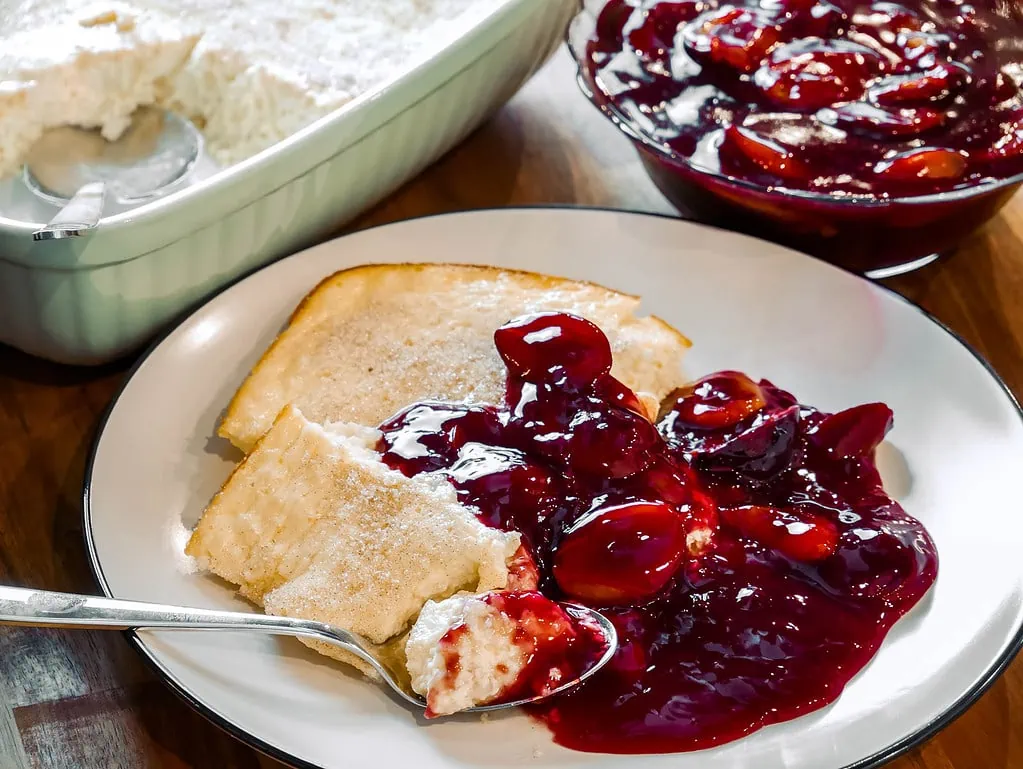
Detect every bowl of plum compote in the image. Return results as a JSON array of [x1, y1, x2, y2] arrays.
[[568, 0, 1023, 277], [377, 310, 938, 754]]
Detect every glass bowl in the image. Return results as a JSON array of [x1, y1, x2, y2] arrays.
[[566, 0, 1023, 278]]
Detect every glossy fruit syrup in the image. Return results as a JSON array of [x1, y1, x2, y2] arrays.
[[377, 312, 938, 753], [585, 0, 1023, 197]]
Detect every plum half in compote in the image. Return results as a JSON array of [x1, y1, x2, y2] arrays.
[[378, 311, 938, 754], [585, 0, 1023, 197]]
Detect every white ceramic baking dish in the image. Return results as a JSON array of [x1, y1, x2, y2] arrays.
[[0, 0, 577, 365]]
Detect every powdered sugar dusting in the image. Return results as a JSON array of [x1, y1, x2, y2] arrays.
[[0, 0, 501, 176], [169, 515, 200, 575], [220, 265, 691, 452], [185, 405, 520, 676]]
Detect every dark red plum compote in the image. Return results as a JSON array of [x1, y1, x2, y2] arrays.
[[378, 311, 938, 754], [575, 0, 1023, 273]]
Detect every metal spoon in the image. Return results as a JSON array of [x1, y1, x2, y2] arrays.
[[0, 586, 617, 714], [26, 106, 202, 240], [31, 181, 107, 241]]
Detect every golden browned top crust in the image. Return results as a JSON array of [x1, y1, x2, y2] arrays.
[[218, 263, 691, 452]]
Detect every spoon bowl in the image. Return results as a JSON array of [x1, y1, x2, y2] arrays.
[[26, 107, 202, 240], [0, 586, 617, 714], [24, 106, 202, 203]]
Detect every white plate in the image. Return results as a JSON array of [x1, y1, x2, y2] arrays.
[[85, 208, 1023, 769]]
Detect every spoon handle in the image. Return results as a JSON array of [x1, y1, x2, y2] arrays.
[[0, 584, 351, 640], [32, 181, 106, 241], [0, 585, 406, 699]]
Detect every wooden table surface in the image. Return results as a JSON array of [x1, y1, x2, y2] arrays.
[[2, 46, 1022, 769]]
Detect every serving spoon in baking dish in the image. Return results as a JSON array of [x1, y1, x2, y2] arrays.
[[26, 107, 202, 241], [0, 585, 618, 714]]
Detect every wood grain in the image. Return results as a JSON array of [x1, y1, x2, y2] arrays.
[[0, 46, 1021, 768]]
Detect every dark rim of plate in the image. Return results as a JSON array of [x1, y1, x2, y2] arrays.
[[81, 205, 1023, 769]]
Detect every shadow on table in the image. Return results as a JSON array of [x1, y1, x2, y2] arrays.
[[0, 342, 129, 387], [0, 406, 105, 591]]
